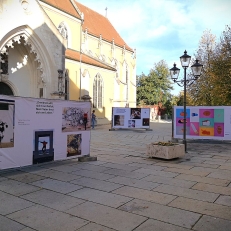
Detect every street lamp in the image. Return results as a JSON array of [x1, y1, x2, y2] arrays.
[[170, 50, 203, 152]]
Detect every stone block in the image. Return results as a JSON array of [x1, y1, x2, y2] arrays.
[[147, 143, 185, 159]]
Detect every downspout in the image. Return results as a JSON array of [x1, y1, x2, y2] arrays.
[[79, 13, 84, 100]]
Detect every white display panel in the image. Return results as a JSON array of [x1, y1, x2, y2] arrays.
[[111, 107, 150, 129], [173, 106, 231, 140], [0, 95, 91, 170]]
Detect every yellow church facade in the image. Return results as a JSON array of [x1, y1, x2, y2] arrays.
[[0, 0, 136, 119]]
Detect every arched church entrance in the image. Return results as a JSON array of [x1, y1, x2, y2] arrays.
[[0, 82, 14, 95]]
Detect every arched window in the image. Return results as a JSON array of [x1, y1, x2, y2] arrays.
[[93, 74, 103, 108], [0, 82, 13, 95]]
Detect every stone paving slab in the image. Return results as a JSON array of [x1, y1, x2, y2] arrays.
[[69, 163, 113, 172], [134, 218, 191, 231], [142, 174, 197, 188], [102, 168, 150, 179], [215, 195, 231, 206], [0, 191, 34, 215], [68, 187, 132, 208], [31, 178, 83, 194], [163, 167, 210, 177], [21, 189, 86, 211], [32, 168, 82, 182], [0, 214, 26, 231], [155, 162, 194, 170], [175, 173, 230, 187], [101, 162, 140, 171], [192, 182, 231, 196], [107, 176, 160, 190], [66, 201, 147, 231], [0, 179, 40, 196], [207, 170, 231, 180], [7, 204, 88, 231], [76, 222, 116, 231], [119, 198, 201, 229], [70, 177, 123, 192], [133, 168, 179, 178], [43, 164, 82, 173], [128, 162, 167, 171], [112, 185, 176, 205], [193, 215, 231, 231], [19, 227, 35, 231], [0, 171, 45, 183], [72, 169, 116, 180], [169, 197, 231, 221], [153, 184, 219, 202], [179, 161, 220, 169], [219, 165, 231, 171]]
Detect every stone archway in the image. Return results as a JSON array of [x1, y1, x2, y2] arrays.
[[0, 82, 14, 95]]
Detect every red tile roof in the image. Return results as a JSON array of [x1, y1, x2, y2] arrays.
[[75, 1, 133, 52], [40, 0, 81, 19], [66, 49, 116, 71], [39, 0, 133, 52]]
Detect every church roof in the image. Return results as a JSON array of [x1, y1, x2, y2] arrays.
[[65, 49, 116, 71], [39, 0, 133, 52], [40, 0, 81, 19], [75, 1, 133, 52]]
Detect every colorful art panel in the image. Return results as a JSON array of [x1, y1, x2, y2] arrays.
[[199, 118, 214, 127], [176, 109, 190, 118], [214, 109, 224, 123], [199, 109, 214, 118], [176, 125, 190, 135], [176, 118, 190, 126], [190, 122, 199, 136], [190, 109, 199, 122], [214, 123, 224, 137], [199, 127, 214, 136]]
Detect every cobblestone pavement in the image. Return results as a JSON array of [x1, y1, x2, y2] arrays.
[[0, 122, 231, 231]]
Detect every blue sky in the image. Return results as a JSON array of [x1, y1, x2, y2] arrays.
[[78, 0, 231, 95]]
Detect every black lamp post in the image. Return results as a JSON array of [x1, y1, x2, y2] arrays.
[[170, 50, 203, 152]]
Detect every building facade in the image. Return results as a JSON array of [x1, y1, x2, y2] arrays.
[[0, 0, 136, 119]]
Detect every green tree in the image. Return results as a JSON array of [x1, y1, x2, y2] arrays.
[[188, 29, 216, 106], [210, 25, 231, 105], [136, 60, 173, 105]]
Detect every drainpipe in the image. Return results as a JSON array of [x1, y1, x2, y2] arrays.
[[79, 13, 84, 100]]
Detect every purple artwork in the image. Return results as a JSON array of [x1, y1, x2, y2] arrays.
[[190, 122, 199, 136], [199, 109, 214, 118], [214, 123, 224, 137]]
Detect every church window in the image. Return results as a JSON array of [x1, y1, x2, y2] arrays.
[[93, 74, 103, 108]]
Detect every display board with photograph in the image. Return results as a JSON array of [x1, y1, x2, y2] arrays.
[[0, 95, 91, 170], [111, 107, 150, 129], [173, 106, 231, 140]]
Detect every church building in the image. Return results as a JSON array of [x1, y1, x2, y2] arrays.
[[0, 0, 136, 119]]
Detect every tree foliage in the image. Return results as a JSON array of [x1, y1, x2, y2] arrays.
[[136, 60, 173, 105], [188, 26, 231, 106]]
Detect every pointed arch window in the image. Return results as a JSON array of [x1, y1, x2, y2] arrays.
[[93, 75, 103, 108]]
